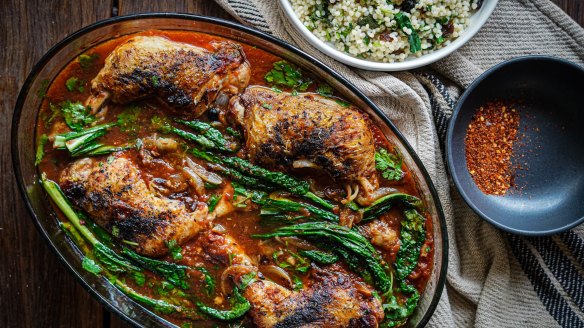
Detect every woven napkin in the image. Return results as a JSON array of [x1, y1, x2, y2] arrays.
[[213, 0, 584, 326]]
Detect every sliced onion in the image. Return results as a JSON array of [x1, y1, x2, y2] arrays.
[[220, 265, 255, 295], [292, 159, 320, 169], [211, 224, 227, 233], [213, 196, 234, 218], [260, 265, 292, 289], [215, 92, 230, 109], [183, 167, 205, 196], [185, 157, 223, 185]]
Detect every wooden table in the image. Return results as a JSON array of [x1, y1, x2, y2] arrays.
[[0, 1, 581, 327]]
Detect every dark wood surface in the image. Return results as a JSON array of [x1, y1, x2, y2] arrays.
[[0, 1, 581, 327]]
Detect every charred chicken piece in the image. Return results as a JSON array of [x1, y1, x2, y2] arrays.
[[236, 264, 384, 328], [229, 87, 379, 205], [86, 35, 250, 116], [59, 155, 210, 256]]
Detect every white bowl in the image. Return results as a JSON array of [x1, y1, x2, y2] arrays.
[[278, 0, 499, 71]]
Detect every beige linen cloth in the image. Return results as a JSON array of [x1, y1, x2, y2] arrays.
[[213, 0, 584, 327]]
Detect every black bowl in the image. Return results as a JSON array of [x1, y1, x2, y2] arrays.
[[447, 56, 584, 235], [12, 13, 447, 327]]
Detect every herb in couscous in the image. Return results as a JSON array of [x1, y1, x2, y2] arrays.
[[290, 0, 482, 62]]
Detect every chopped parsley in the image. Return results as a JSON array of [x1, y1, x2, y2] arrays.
[[265, 60, 313, 91], [165, 239, 183, 261], [292, 275, 303, 291], [78, 53, 99, 69], [35, 134, 48, 166], [131, 271, 146, 287], [60, 100, 96, 131], [315, 84, 334, 97], [375, 148, 405, 181], [65, 77, 84, 92], [117, 105, 141, 134]]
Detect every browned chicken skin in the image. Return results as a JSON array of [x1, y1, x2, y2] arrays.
[[59, 155, 210, 256], [229, 87, 379, 204], [237, 264, 384, 328], [87, 36, 251, 116]]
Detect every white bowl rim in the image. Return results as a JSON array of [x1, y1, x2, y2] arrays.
[[278, 0, 499, 71]]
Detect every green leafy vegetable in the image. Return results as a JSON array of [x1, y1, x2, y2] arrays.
[[65, 77, 84, 92], [253, 222, 391, 294], [207, 194, 221, 213], [265, 60, 313, 91], [35, 134, 48, 166], [315, 84, 334, 97], [120, 281, 183, 315], [309, 2, 330, 23], [335, 99, 350, 107], [165, 239, 183, 261], [196, 287, 251, 321], [272, 250, 310, 273], [394, 13, 422, 53], [151, 115, 172, 133], [195, 267, 216, 296], [220, 156, 333, 210], [299, 250, 339, 264], [93, 242, 141, 273], [362, 193, 422, 222], [292, 275, 303, 291], [375, 148, 405, 181], [225, 127, 242, 139], [121, 248, 190, 290], [131, 271, 147, 287], [395, 209, 426, 280], [117, 105, 141, 134], [78, 53, 99, 69], [82, 257, 102, 276], [60, 100, 96, 131], [380, 210, 426, 327], [357, 15, 380, 28]]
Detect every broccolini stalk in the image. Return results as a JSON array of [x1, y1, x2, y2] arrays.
[[252, 222, 391, 294], [221, 156, 333, 210], [121, 248, 191, 290], [177, 119, 234, 152]]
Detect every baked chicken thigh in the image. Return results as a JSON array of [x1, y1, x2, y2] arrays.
[[59, 155, 210, 256], [229, 87, 379, 204], [236, 264, 384, 328], [86, 35, 250, 116]]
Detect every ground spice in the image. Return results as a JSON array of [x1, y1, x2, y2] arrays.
[[465, 101, 520, 195]]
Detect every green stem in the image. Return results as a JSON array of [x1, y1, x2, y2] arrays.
[[41, 174, 99, 246]]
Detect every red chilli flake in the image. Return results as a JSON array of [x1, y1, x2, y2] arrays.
[[465, 102, 520, 195]]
